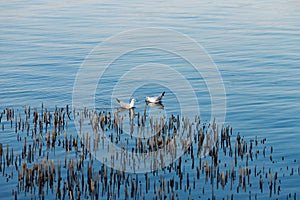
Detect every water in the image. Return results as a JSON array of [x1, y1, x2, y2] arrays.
[[1, 0, 300, 199]]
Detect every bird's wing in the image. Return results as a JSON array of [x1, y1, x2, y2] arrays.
[[116, 98, 130, 109], [158, 91, 165, 100], [154, 91, 165, 102]]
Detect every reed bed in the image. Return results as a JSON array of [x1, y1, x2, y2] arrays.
[[0, 104, 298, 199]]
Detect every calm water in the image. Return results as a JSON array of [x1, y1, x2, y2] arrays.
[[1, 0, 300, 199]]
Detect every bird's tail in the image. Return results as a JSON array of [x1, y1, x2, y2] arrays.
[[116, 98, 121, 103], [161, 91, 165, 97]]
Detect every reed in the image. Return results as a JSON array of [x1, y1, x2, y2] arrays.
[[0, 104, 298, 199]]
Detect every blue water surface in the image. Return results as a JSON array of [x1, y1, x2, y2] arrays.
[[0, 0, 299, 199]]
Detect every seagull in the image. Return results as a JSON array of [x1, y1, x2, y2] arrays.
[[116, 98, 137, 109], [145, 91, 165, 103]]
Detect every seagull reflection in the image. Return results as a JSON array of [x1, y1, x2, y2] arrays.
[[146, 101, 165, 110]]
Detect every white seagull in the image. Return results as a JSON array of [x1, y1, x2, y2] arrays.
[[116, 98, 137, 109], [145, 91, 165, 103]]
